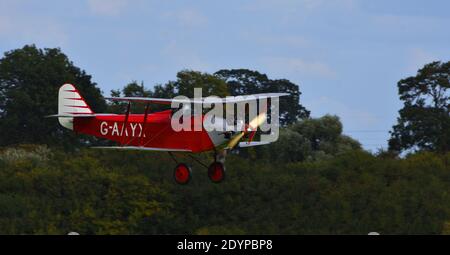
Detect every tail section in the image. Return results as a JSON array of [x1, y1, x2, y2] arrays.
[[58, 84, 94, 130]]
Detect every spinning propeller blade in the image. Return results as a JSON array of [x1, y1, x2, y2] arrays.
[[227, 132, 246, 149], [226, 112, 267, 150]]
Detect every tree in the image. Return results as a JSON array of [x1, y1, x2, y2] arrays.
[[0, 45, 107, 147], [257, 115, 361, 162], [109, 81, 150, 114], [152, 70, 229, 98], [389, 61, 450, 153], [215, 69, 310, 125], [146, 70, 230, 112]]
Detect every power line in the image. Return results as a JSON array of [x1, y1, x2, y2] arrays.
[[345, 130, 390, 133]]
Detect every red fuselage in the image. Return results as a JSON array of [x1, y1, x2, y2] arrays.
[[73, 110, 216, 153]]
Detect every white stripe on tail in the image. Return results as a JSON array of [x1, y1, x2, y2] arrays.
[[58, 84, 94, 130]]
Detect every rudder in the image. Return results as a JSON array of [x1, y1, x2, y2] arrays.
[[58, 84, 94, 130]]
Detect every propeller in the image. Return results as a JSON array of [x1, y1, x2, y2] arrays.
[[226, 112, 267, 149]]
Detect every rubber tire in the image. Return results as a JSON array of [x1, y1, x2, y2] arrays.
[[174, 163, 192, 185], [208, 162, 226, 183]]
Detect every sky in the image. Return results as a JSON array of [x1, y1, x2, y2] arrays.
[[0, 0, 449, 151]]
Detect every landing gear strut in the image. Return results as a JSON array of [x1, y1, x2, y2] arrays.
[[169, 151, 227, 184]]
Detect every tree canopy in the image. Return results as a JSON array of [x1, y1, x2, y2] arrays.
[[389, 61, 450, 153], [109, 81, 151, 114], [0, 145, 448, 234], [0, 45, 107, 147], [152, 70, 229, 98], [254, 115, 362, 163], [215, 69, 310, 125]]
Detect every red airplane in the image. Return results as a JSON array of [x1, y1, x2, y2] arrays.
[[49, 84, 287, 184]]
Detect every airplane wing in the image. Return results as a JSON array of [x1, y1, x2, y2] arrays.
[[238, 141, 271, 148], [91, 146, 192, 152], [105, 93, 289, 105], [45, 113, 117, 118], [105, 97, 174, 104]]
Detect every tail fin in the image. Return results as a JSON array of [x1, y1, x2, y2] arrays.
[[58, 84, 94, 130]]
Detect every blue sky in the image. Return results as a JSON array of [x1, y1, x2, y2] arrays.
[[0, 0, 449, 150]]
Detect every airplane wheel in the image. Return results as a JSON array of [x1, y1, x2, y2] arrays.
[[208, 162, 225, 183], [174, 163, 191, 185]]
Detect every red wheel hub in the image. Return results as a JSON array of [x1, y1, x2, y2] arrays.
[[208, 162, 225, 183], [174, 163, 191, 184]]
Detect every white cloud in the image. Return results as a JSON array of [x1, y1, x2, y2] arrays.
[[262, 57, 336, 79], [406, 48, 438, 74], [0, 13, 68, 47], [161, 41, 210, 71], [298, 0, 358, 11], [247, 34, 310, 48], [0, 16, 12, 35], [305, 96, 379, 129], [371, 13, 442, 29], [161, 9, 208, 29], [87, 0, 129, 16], [242, 0, 358, 12]]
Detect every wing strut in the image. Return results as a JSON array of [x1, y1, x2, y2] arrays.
[[139, 103, 150, 146], [120, 102, 131, 146]]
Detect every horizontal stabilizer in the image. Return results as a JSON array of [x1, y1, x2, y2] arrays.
[[91, 146, 192, 152], [238, 141, 271, 148]]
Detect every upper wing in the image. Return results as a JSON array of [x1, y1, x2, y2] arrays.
[[105, 93, 290, 105], [91, 146, 192, 152], [105, 97, 174, 105]]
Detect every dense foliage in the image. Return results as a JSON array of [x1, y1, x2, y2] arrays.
[[0, 145, 448, 234]]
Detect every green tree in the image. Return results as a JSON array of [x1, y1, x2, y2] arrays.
[[389, 61, 450, 153], [146, 70, 229, 112], [122, 81, 151, 97], [109, 81, 151, 114], [0, 45, 107, 146], [259, 115, 361, 162], [149, 70, 229, 99], [215, 69, 310, 125]]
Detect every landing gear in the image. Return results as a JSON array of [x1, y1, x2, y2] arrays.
[[169, 151, 226, 184], [208, 162, 226, 183], [173, 163, 191, 185]]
